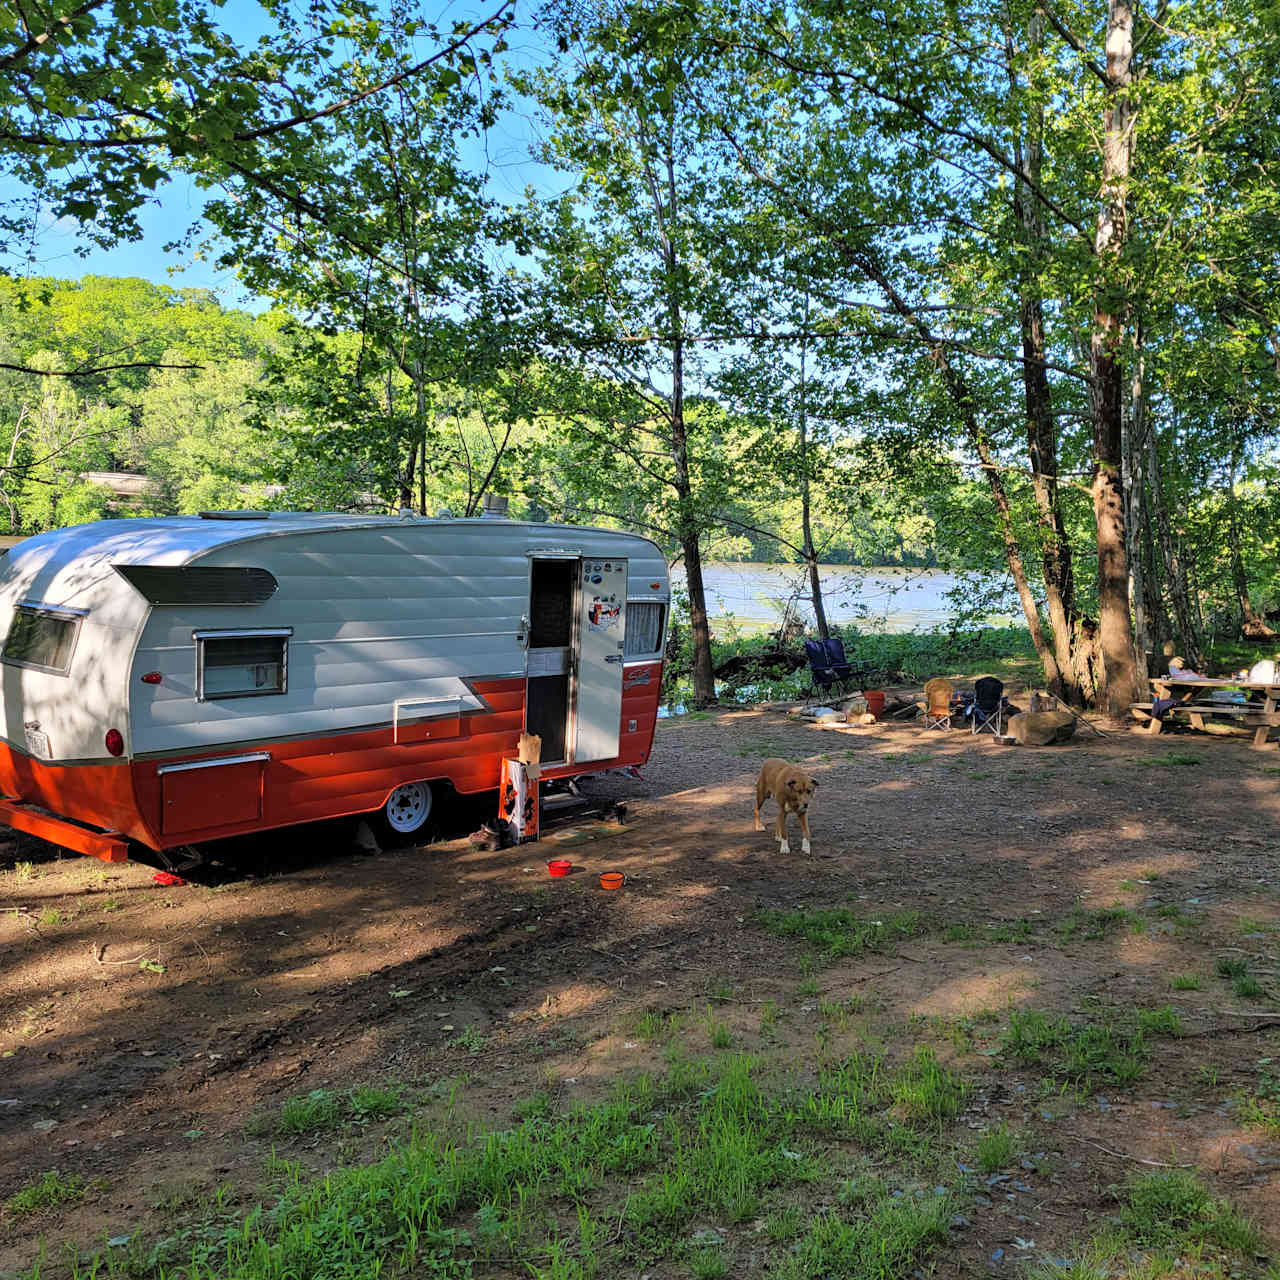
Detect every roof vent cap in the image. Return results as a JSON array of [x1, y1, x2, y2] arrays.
[[480, 494, 509, 519]]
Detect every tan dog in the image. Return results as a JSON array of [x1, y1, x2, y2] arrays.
[[754, 757, 818, 856]]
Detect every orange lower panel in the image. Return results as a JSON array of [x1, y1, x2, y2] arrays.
[[0, 667, 665, 856], [0, 798, 128, 862], [0, 744, 140, 837]]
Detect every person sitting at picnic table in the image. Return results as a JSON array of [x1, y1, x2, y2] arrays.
[[1167, 655, 1207, 679]]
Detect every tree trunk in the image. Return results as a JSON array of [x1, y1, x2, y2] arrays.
[[400, 437, 418, 511], [643, 118, 716, 707], [1088, 0, 1141, 719], [972, 431, 1060, 676], [1226, 444, 1274, 638], [669, 297, 716, 707], [1123, 334, 1150, 691], [1148, 419, 1204, 667], [797, 305, 830, 641], [1009, 8, 1081, 705]]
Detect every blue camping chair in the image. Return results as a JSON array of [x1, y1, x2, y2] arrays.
[[968, 676, 1007, 735], [804, 636, 872, 699]]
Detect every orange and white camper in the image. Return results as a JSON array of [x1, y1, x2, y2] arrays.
[[0, 512, 668, 861]]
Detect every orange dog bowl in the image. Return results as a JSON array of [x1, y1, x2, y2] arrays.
[[547, 859, 572, 877], [599, 871, 625, 891]]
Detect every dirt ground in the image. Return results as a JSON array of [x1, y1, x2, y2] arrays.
[[2, 698, 1279, 1278]]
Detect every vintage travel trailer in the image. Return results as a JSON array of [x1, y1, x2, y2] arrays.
[[0, 511, 669, 862]]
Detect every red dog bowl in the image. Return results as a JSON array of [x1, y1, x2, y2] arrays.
[[547, 859, 572, 877], [599, 871, 625, 891]]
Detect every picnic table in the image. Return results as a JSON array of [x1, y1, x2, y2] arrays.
[[1132, 677, 1280, 749]]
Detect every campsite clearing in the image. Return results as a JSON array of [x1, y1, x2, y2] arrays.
[[2, 703, 1279, 1278]]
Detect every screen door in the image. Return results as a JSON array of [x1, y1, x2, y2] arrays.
[[574, 557, 627, 762]]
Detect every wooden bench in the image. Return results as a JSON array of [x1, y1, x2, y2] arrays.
[[1132, 700, 1280, 739]]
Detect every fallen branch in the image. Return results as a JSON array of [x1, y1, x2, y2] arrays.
[[1077, 1138, 1192, 1169], [1176, 1018, 1280, 1040]]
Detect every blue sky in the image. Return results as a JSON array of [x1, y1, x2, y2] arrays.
[[4, 0, 555, 311]]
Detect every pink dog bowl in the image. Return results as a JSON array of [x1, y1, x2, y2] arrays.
[[547, 859, 572, 877]]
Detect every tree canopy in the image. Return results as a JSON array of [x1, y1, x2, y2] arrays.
[[2, 0, 1278, 709]]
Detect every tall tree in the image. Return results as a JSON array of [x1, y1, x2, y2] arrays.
[[521, 3, 751, 706]]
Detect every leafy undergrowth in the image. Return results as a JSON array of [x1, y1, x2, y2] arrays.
[[3, 1172, 86, 1217], [53, 1052, 967, 1280]]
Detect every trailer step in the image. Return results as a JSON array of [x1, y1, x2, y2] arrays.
[[0, 799, 129, 862]]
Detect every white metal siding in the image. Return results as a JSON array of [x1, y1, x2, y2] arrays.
[[127, 520, 668, 756]]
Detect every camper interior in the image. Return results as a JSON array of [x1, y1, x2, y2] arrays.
[[527, 558, 575, 763]]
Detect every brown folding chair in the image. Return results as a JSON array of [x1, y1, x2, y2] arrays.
[[923, 677, 954, 730]]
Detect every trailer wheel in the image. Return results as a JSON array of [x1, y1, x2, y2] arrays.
[[381, 781, 434, 837]]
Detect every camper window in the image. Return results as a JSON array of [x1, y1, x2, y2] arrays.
[[195, 628, 291, 700], [624, 602, 665, 658], [3, 604, 82, 674]]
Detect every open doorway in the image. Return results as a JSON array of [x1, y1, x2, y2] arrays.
[[525, 558, 576, 764]]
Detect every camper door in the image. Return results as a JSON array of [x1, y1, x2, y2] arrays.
[[574, 557, 626, 762]]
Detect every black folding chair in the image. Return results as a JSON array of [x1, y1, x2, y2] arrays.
[[804, 637, 872, 700], [804, 638, 845, 699], [969, 676, 1007, 735]]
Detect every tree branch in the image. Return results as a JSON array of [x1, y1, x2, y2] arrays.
[[0, 360, 203, 377]]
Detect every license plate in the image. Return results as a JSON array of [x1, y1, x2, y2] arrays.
[[24, 727, 51, 760]]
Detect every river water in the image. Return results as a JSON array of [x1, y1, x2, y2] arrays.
[[671, 563, 1016, 634]]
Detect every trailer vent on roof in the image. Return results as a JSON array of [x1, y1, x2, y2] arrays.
[[198, 510, 270, 520], [113, 565, 279, 606]]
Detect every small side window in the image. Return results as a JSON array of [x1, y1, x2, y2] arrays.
[[624, 602, 665, 658], [2, 605, 81, 674], [195, 629, 291, 700]]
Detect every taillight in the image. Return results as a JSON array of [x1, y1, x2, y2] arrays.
[[141, 672, 162, 685], [105, 729, 124, 757]]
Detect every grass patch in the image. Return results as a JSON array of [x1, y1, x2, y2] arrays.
[[1233, 974, 1265, 999], [975, 1123, 1018, 1173], [1032, 1172, 1266, 1277], [943, 918, 1036, 945], [277, 1089, 343, 1135], [4, 1169, 86, 1214], [1169, 973, 1203, 991], [1001, 1006, 1182, 1090], [1138, 750, 1204, 767], [451, 1025, 487, 1054], [634, 1008, 682, 1042], [258, 1084, 408, 1137], [61, 1047, 975, 1279], [773, 1191, 953, 1279], [348, 1084, 406, 1122], [690, 1244, 729, 1277], [1216, 956, 1248, 980], [1121, 1170, 1263, 1254], [13, 859, 34, 881], [890, 1046, 966, 1122], [701, 1007, 734, 1050], [1238, 1094, 1280, 1135], [757, 907, 923, 958], [1055, 905, 1136, 942]]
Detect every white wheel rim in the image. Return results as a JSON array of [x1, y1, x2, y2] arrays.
[[385, 782, 432, 833]]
